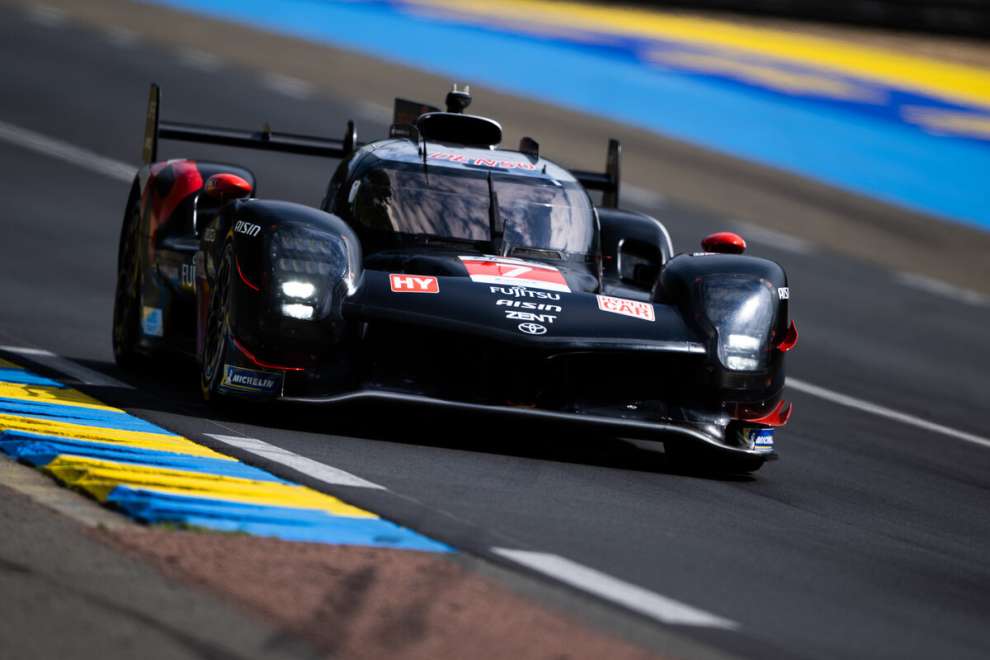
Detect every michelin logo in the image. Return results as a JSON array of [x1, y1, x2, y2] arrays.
[[222, 365, 283, 395], [748, 428, 775, 453]]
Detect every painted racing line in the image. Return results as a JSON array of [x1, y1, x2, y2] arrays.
[[0, 356, 448, 552]]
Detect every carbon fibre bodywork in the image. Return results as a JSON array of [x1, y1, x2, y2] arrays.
[[114, 85, 794, 471]]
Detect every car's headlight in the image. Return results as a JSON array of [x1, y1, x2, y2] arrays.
[[701, 275, 775, 372], [270, 228, 358, 319]]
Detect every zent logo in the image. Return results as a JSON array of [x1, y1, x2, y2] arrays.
[[234, 220, 261, 237], [517, 322, 547, 335], [389, 274, 440, 294], [596, 295, 655, 322]]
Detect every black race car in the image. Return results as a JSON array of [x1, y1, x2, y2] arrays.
[[113, 84, 797, 472]]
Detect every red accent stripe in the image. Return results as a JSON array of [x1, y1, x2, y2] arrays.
[[235, 256, 260, 292], [743, 400, 793, 427], [231, 337, 305, 372], [776, 320, 798, 352], [151, 160, 204, 232]]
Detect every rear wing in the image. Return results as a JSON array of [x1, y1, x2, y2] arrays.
[[143, 82, 621, 208], [571, 139, 621, 209], [142, 83, 358, 164]]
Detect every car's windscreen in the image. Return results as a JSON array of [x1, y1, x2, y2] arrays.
[[350, 162, 595, 257]]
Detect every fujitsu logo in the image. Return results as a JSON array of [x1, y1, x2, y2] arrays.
[[488, 286, 560, 300]]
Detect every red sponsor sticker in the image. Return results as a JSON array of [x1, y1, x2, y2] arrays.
[[389, 274, 439, 294], [596, 295, 655, 322], [459, 256, 570, 293]]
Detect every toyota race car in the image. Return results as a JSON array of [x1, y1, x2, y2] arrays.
[[113, 84, 797, 473]]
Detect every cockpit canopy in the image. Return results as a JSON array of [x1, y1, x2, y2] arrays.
[[348, 158, 597, 259]]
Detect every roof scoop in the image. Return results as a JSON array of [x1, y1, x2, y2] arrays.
[[416, 112, 502, 148]]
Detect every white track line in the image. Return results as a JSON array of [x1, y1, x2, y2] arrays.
[[177, 49, 223, 73], [204, 434, 385, 489], [895, 272, 989, 307], [733, 222, 815, 254], [0, 345, 132, 388], [106, 27, 139, 48], [787, 378, 990, 450], [26, 5, 66, 27], [623, 184, 667, 210], [493, 549, 738, 628], [0, 119, 135, 183], [356, 101, 393, 123], [263, 74, 314, 100]]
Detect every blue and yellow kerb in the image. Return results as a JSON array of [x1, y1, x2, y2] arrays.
[[0, 357, 448, 552]]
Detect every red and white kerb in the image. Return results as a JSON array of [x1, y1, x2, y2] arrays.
[[459, 256, 570, 293], [389, 274, 439, 293], [596, 295, 655, 322]]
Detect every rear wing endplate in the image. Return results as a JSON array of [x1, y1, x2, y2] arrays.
[[142, 83, 358, 164], [571, 138, 621, 208]]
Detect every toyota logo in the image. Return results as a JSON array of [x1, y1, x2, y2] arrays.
[[518, 322, 547, 335]]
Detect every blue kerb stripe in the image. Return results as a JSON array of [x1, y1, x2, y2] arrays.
[[0, 430, 287, 483], [0, 364, 452, 552], [107, 487, 451, 552], [0, 399, 175, 435], [0, 369, 64, 387]]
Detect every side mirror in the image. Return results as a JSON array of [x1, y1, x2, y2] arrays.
[[701, 232, 746, 254], [598, 208, 671, 294], [204, 173, 252, 202]]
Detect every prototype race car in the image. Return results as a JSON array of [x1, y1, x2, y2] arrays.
[[113, 84, 797, 472]]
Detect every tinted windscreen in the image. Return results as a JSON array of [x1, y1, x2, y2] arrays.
[[350, 163, 595, 256]]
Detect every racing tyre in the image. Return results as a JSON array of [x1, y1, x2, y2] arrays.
[[112, 182, 143, 369], [200, 245, 233, 402]]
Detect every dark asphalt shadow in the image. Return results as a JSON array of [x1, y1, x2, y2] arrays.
[[59, 356, 756, 481]]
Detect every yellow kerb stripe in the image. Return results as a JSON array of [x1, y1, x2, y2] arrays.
[[415, 0, 990, 109], [0, 382, 123, 412], [44, 455, 376, 517], [0, 414, 231, 459]]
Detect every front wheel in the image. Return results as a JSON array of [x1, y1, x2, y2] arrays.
[[112, 183, 143, 369], [200, 246, 233, 402]]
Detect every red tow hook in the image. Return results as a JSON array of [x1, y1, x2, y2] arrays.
[[744, 400, 793, 427], [776, 320, 798, 352]]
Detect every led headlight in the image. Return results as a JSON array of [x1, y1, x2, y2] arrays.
[[280, 280, 316, 299], [281, 303, 314, 320], [701, 276, 775, 372], [270, 227, 359, 320]]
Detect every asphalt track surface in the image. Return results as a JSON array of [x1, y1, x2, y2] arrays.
[[1, 4, 989, 659]]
